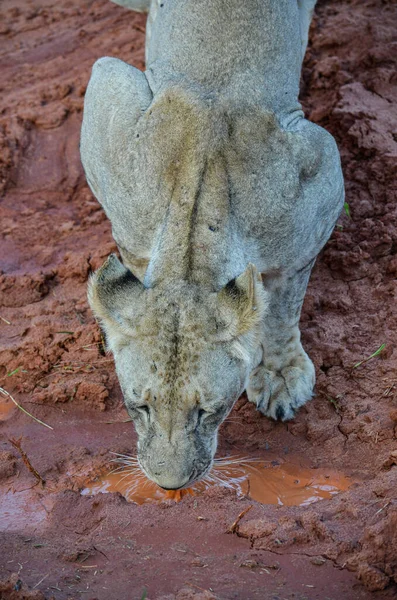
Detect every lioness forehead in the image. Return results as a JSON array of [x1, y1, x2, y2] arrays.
[[143, 386, 201, 411], [137, 285, 216, 342]]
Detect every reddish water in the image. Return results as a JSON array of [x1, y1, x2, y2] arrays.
[[81, 460, 352, 506], [0, 396, 15, 421]]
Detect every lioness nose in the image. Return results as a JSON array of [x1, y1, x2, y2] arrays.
[[153, 460, 166, 476], [159, 483, 185, 491], [152, 468, 194, 491], [158, 477, 191, 491]]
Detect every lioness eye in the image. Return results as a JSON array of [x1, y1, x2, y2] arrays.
[[198, 409, 207, 422]]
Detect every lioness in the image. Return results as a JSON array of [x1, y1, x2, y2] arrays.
[[81, 0, 344, 490]]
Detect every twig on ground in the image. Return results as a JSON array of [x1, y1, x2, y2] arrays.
[[33, 574, 49, 589], [0, 387, 53, 430], [9, 437, 46, 486], [226, 505, 253, 534], [92, 545, 109, 560], [245, 477, 251, 499], [374, 500, 391, 516], [381, 381, 396, 398]]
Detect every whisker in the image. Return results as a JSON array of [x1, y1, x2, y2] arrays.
[[108, 466, 134, 475], [214, 457, 247, 464], [213, 465, 246, 477], [110, 452, 139, 461], [107, 466, 142, 480], [126, 476, 150, 494], [110, 458, 139, 467], [239, 462, 263, 475], [110, 451, 137, 457], [125, 482, 140, 495], [111, 464, 139, 471], [118, 475, 134, 485], [210, 467, 248, 492], [202, 474, 214, 483], [119, 471, 141, 483], [125, 475, 143, 490], [120, 469, 142, 481], [109, 463, 140, 472], [109, 459, 140, 468], [214, 455, 260, 464], [108, 464, 138, 473], [210, 472, 235, 489], [202, 475, 216, 487]]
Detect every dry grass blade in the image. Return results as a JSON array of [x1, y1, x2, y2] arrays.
[[33, 573, 49, 589], [0, 387, 53, 430], [9, 437, 46, 486]]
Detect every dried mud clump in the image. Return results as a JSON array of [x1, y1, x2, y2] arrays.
[[237, 510, 332, 552], [0, 574, 53, 600], [356, 509, 397, 591]]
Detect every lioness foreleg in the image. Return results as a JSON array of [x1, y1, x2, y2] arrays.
[[247, 261, 315, 421], [297, 0, 317, 63]]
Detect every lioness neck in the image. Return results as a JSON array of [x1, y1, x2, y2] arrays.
[[146, 0, 303, 122]]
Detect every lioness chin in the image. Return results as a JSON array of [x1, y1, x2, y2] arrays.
[[81, 0, 344, 490]]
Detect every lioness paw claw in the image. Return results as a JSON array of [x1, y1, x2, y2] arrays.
[[247, 354, 315, 421]]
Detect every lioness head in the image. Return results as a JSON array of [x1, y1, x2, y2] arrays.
[[89, 254, 266, 490]]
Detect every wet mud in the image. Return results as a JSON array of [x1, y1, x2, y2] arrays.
[[0, 0, 396, 598]]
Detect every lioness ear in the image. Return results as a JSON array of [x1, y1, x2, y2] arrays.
[[88, 254, 146, 334], [217, 264, 266, 336]]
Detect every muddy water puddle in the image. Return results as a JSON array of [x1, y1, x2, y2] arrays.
[[82, 460, 352, 506], [0, 395, 15, 421]]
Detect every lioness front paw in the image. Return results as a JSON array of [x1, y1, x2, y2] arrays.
[[247, 353, 315, 421]]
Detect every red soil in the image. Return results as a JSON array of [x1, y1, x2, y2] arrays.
[[0, 0, 396, 598]]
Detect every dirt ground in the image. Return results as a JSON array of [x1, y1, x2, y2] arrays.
[[0, 0, 396, 598]]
